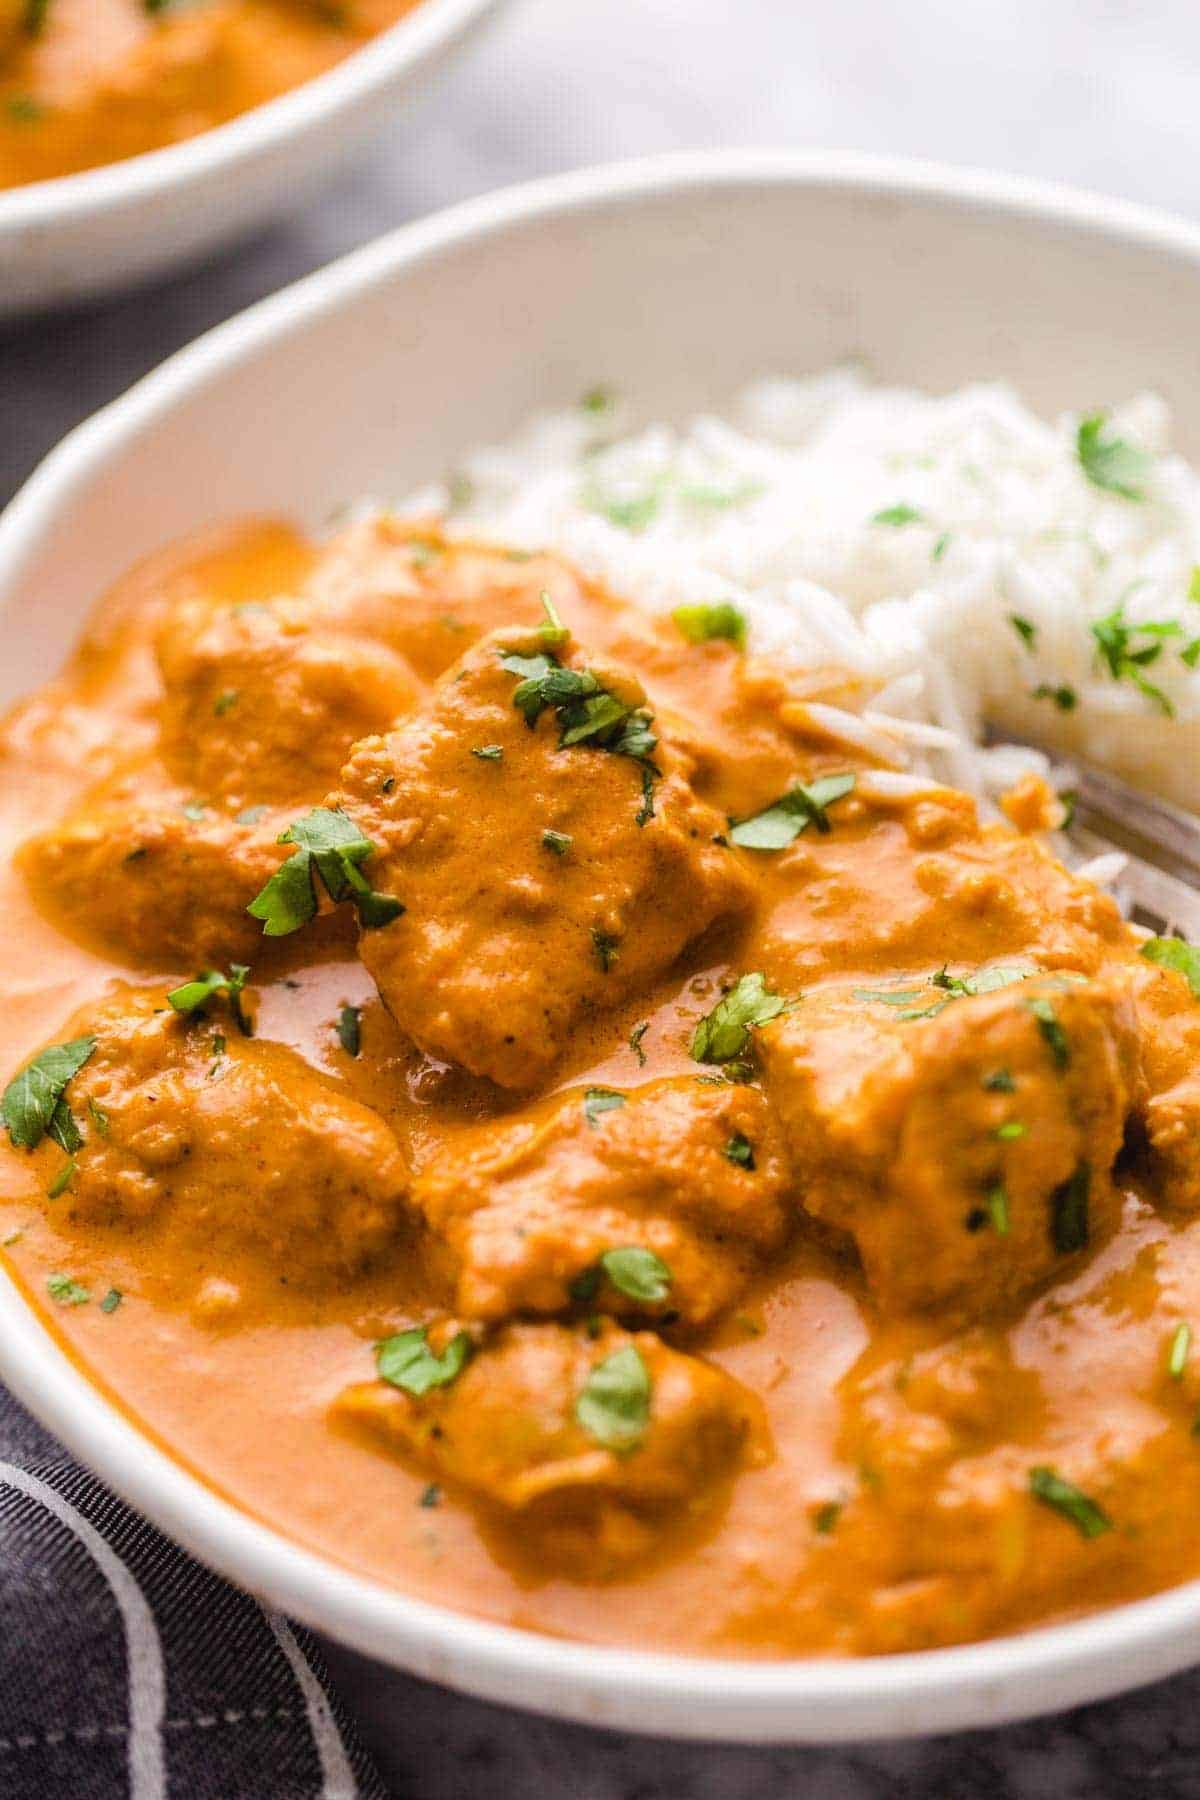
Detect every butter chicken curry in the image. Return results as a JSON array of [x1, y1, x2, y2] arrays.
[[5, 514, 1200, 1658], [0, 0, 420, 189]]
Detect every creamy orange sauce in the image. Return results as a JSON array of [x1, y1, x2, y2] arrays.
[[4, 516, 1200, 1659], [0, 0, 420, 190]]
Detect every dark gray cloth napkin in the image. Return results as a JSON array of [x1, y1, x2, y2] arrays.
[[0, 1382, 388, 1799]]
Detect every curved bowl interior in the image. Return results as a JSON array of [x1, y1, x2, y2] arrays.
[[3, 151, 1200, 1739]]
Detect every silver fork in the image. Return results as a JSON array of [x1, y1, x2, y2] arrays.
[[1037, 755, 1200, 940]]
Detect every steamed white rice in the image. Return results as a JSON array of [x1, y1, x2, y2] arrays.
[[399, 369, 1200, 813]]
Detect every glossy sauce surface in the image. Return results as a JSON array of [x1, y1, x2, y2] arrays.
[[4, 516, 1200, 1659]]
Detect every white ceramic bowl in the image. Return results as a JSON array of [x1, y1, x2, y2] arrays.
[[4, 150, 1200, 1742], [0, 0, 501, 318]]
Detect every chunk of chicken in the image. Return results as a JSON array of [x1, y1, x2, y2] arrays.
[[305, 517, 627, 682], [416, 1078, 791, 1326], [19, 789, 295, 968], [759, 970, 1140, 1317], [156, 596, 421, 809], [751, 789, 1131, 994], [1128, 956, 1200, 1210], [307, 520, 837, 827], [335, 1321, 761, 1565], [824, 1325, 1193, 1654], [52, 985, 409, 1285], [334, 627, 749, 1088]]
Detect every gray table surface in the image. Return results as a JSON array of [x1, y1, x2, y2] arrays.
[[6, 0, 1200, 1792]]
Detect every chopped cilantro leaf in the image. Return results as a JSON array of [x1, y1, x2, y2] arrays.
[[1076, 413, 1152, 501], [580, 385, 615, 414], [871, 503, 925, 526], [857, 967, 1027, 1024], [853, 984, 930, 1008], [46, 1160, 75, 1199], [813, 1500, 842, 1534], [1140, 936, 1200, 998], [584, 466, 761, 528], [724, 1132, 755, 1169], [983, 1068, 1016, 1093], [1090, 604, 1178, 714], [1169, 1322, 1191, 1381], [599, 1246, 672, 1304], [678, 479, 765, 511], [247, 807, 403, 937], [1051, 1162, 1090, 1253], [568, 1265, 601, 1303], [419, 1483, 441, 1509], [933, 965, 1029, 999], [2, 1037, 96, 1152], [729, 773, 856, 850], [167, 964, 251, 1035], [246, 836, 323, 936], [500, 649, 659, 770], [1032, 683, 1078, 712], [583, 1087, 625, 1127], [635, 763, 657, 827], [471, 745, 504, 761], [47, 1273, 90, 1307], [583, 478, 663, 534], [559, 691, 632, 747], [672, 602, 748, 650], [986, 1185, 1010, 1236], [542, 829, 573, 856], [496, 655, 557, 702], [1027, 996, 1070, 1069], [538, 592, 570, 649], [100, 1288, 122, 1316], [213, 690, 239, 717], [628, 1021, 649, 1066], [47, 1098, 82, 1154], [1009, 614, 1038, 650], [337, 1005, 361, 1057], [575, 1344, 650, 1450], [1029, 1465, 1111, 1538], [591, 929, 620, 973], [376, 1327, 472, 1396], [692, 973, 786, 1064]]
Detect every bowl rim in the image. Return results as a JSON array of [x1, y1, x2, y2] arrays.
[[6, 147, 1200, 1740], [0, 0, 499, 231]]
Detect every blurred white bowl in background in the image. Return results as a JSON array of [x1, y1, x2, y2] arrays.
[[0, 0, 502, 318]]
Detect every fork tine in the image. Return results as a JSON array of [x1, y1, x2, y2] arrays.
[[1076, 833, 1200, 938], [1067, 761, 1200, 886], [1069, 812, 1200, 936]]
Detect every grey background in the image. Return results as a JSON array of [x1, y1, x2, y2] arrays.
[[5, 0, 1200, 1792]]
